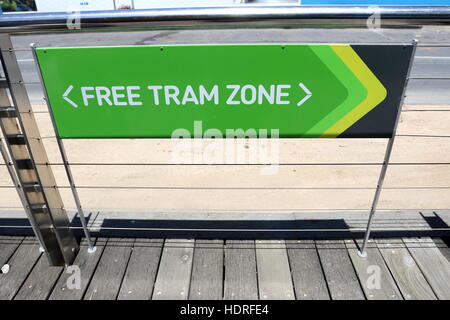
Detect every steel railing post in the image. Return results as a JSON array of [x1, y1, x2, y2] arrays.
[[0, 33, 78, 266]]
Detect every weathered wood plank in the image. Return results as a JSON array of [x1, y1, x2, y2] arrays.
[[376, 239, 436, 300], [0, 236, 23, 265], [152, 239, 194, 300], [224, 240, 258, 300], [117, 238, 163, 300], [316, 240, 365, 300], [256, 240, 295, 300], [14, 253, 63, 300], [189, 239, 224, 300], [84, 238, 134, 300], [431, 238, 450, 263], [0, 237, 42, 300], [346, 239, 402, 300], [286, 240, 329, 300], [403, 237, 450, 300], [49, 238, 105, 300]]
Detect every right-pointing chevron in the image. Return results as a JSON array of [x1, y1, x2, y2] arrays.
[[322, 45, 387, 137], [297, 82, 312, 107]]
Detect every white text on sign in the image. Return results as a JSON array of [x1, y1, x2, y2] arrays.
[[72, 84, 312, 108]]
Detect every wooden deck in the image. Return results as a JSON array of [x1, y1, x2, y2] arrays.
[[0, 235, 449, 300]]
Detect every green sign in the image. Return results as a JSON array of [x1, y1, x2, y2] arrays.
[[35, 44, 413, 139]]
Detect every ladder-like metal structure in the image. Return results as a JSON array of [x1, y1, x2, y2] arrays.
[[0, 34, 78, 266]]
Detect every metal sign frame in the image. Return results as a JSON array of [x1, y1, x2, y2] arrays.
[[32, 40, 416, 259], [358, 39, 418, 256], [0, 6, 433, 265]]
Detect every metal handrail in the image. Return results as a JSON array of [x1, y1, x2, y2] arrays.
[[0, 5, 450, 33]]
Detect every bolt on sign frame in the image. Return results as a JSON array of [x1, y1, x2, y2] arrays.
[[0, 6, 439, 266]]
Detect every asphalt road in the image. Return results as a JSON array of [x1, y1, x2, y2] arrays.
[[9, 26, 450, 105]]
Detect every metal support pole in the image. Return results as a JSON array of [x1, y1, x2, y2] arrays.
[[357, 136, 396, 258], [358, 39, 418, 257], [30, 45, 96, 253], [57, 138, 96, 253]]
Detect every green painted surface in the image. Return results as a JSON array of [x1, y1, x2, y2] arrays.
[[35, 44, 384, 139]]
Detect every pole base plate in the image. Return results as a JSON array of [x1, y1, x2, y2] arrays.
[[357, 250, 368, 258], [87, 246, 97, 254]]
